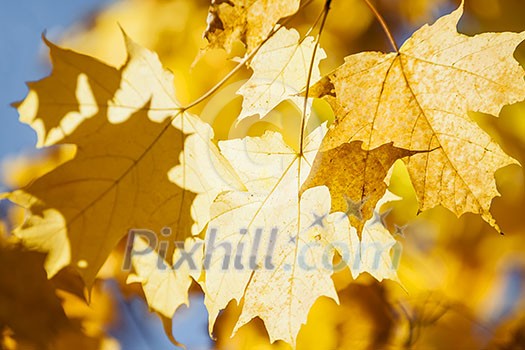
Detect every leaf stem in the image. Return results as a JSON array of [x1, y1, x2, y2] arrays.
[[363, 0, 399, 52], [298, 0, 331, 155], [181, 50, 256, 111]]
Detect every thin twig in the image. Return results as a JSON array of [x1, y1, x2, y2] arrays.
[[299, 0, 332, 155], [363, 0, 399, 52]]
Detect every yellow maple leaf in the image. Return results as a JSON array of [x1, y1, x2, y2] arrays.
[[311, 2, 525, 231], [237, 26, 326, 121], [6, 33, 242, 289], [203, 0, 300, 54], [301, 141, 417, 231], [200, 127, 344, 345], [9, 105, 194, 286], [187, 125, 401, 345]]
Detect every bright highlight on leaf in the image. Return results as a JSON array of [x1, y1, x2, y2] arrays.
[[237, 27, 326, 121]]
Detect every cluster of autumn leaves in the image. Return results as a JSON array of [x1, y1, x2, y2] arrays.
[[2, 0, 525, 348]]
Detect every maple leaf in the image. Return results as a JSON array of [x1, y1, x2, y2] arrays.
[[311, 2, 525, 231], [6, 33, 241, 293], [201, 128, 346, 345], [8, 104, 194, 286], [301, 141, 417, 231], [237, 27, 326, 121], [188, 125, 401, 345], [203, 0, 300, 54]]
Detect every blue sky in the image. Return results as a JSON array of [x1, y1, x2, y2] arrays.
[[0, 0, 114, 191]]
